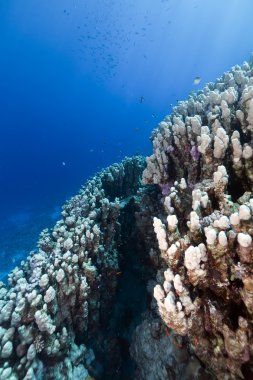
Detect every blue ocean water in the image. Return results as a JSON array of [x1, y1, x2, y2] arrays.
[[1, 0, 253, 280]]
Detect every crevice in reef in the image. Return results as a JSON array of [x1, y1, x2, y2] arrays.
[[227, 176, 246, 202], [3, 57, 253, 380], [86, 195, 153, 380]]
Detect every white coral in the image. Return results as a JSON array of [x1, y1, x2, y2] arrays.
[[39, 274, 49, 288], [205, 227, 217, 245], [238, 233, 252, 248], [44, 286, 56, 304], [239, 205, 251, 220], [167, 215, 178, 231], [153, 217, 168, 251], [214, 127, 229, 159]]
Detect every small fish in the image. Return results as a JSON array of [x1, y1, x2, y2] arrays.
[[193, 76, 201, 85], [152, 113, 157, 118], [140, 96, 144, 103], [62, 162, 66, 166]]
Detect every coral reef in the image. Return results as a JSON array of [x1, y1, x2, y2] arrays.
[[0, 157, 145, 379], [1, 55, 253, 380], [145, 56, 253, 379], [131, 311, 214, 380]]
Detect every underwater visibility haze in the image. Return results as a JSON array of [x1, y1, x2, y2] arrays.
[[1, 1, 253, 379]]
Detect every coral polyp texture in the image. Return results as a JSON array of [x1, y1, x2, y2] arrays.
[[1, 56, 253, 380], [148, 56, 253, 379]]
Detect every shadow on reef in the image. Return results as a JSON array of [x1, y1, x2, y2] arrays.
[[86, 195, 155, 380]]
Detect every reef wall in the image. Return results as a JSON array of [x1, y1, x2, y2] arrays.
[[1, 55, 253, 380], [0, 157, 147, 379], [144, 55, 253, 380]]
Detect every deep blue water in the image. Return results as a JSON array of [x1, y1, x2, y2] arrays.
[[1, 0, 253, 279]]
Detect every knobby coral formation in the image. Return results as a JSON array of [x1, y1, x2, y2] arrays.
[[145, 56, 253, 379], [0, 157, 145, 379], [1, 56, 253, 380]]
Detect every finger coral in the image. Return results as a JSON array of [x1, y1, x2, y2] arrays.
[[0, 156, 145, 380], [148, 56, 253, 379]]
